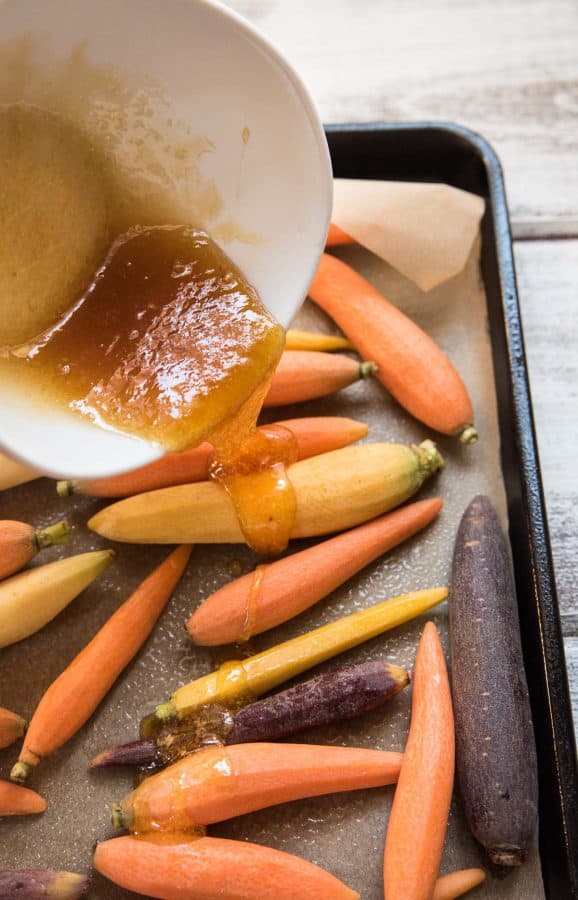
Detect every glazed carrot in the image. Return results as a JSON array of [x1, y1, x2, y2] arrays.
[[58, 417, 368, 498], [188, 497, 443, 645], [94, 835, 359, 900], [0, 780, 45, 816], [0, 706, 26, 750], [309, 253, 477, 442], [263, 350, 376, 407], [284, 329, 353, 352], [0, 519, 70, 580], [433, 869, 486, 900], [112, 742, 402, 829], [10, 545, 191, 784], [157, 587, 447, 721], [326, 222, 356, 246], [91, 659, 409, 767], [383, 622, 455, 900]]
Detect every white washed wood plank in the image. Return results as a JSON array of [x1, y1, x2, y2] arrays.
[[514, 240, 578, 631], [225, 0, 578, 232], [564, 638, 578, 740]]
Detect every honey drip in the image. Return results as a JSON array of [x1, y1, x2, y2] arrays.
[[209, 407, 299, 556], [239, 563, 269, 642]]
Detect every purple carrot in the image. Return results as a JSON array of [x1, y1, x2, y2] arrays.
[[228, 658, 408, 743], [91, 658, 409, 768], [0, 870, 87, 900], [91, 739, 158, 769]]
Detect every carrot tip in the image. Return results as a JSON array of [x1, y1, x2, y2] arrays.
[[155, 700, 177, 721], [56, 480, 76, 497], [359, 360, 378, 379], [111, 803, 127, 830], [459, 424, 478, 445], [413, 439, 445, 475], [10, 761, 32, 784]]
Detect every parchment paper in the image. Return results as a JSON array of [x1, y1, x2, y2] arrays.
[[0, 240, 546, 898]]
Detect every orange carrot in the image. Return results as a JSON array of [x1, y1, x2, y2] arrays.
[[327, 223, 356, 246], [433, 868, 486, 900], [263, 350, 376, 407], [0, 519, 70, 580], [112, 742, 402, 830], [309, 253, 477, 443], [0, 706, 26, 749], [188, 497, 442, 645], [94, 835, 359, 900], [0, 780, 45, 816], [58, 417, 368, 498], [10, 545, 191, 784], [383, 622, 455, 900]]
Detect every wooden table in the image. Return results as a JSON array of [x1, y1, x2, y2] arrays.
[[227, 0, 578, 734]]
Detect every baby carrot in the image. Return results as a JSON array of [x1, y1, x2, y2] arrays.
[[89, 441, 443, 544], [10, 545, 191, 784], [0, 550, 113, 650], [309, 253, 477, 442], [92, 659, 409, 767], [326, 222, 356, 246], [263, 350, 376, 407], [58, 417, 368, 498], [0, 780, 45, 816], [112, 742, 402, 830], [0, 451, 39, 491], [383, 622, 455, 900], [188, 498, 443, 645], [157, 586, 447, 721], [284, 329, 353, 352], [0, 519, 70, 580], [433, 868, 486, 900], [0, 707, 26, 750], [94, 835, 359, 900]]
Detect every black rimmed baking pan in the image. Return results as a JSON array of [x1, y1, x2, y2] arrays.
[[325, 121, 578, 899]]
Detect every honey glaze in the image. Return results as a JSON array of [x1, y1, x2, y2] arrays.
[[209, 403, 299, 556], [6, 225, 285, 452]]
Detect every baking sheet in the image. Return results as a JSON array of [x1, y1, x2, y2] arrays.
[[0, 240, 546, 899]]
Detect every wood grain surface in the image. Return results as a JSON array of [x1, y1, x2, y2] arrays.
[[225, 0, 578, 732]]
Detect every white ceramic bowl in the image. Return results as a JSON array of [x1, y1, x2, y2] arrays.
[[0, 0, 332, 478]]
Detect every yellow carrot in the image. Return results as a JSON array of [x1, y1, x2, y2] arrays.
[[284, 329, 353, 352], [89, 441, 444, 544], [10, 546, 191, 783], [0, 550, 113, 649], [156, 586, 448, 721]]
